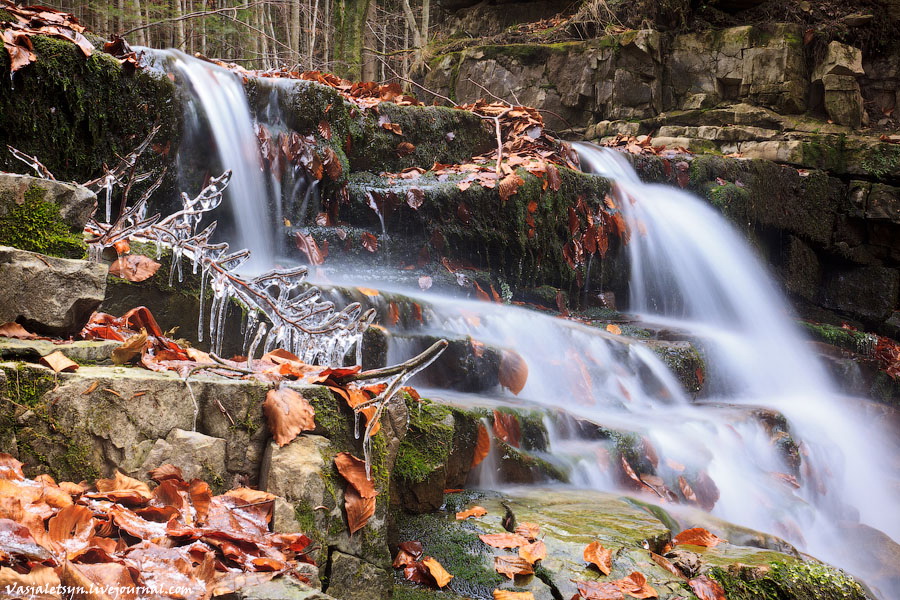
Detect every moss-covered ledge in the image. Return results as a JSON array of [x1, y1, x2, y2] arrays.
[[0, 35, 182, 209]]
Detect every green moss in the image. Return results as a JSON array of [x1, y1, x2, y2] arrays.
[[0, 35, 180, 205], [802, 135, 847, 173], [710, 561, 867, 600], [394, 397, 454, 484], [392, 584, 472, 600], [0, 9, 14, 22], [798, 321, 875, 355], [861, 145, 900, 179], [0, 184, 85, 257], [1, 364, 56, 407]]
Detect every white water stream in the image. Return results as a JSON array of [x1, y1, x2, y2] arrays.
[[144, 54, 900, 596]]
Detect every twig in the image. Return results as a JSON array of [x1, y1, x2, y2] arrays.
[[338, 340, 448, 384], [369, 54, 455, 106]]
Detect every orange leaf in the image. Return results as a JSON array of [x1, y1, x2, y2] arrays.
[[108, 254, 161, 282], [263, 386, 316, 447], [492, 410, 521, 448], [456, 506, 488, 520], [576, 580, 625, 599], [688, 576, 726, 600], [361, 232, 378, 252], [514, 522, 540, 541], [479, 533, 529, 549], [0, 322, 36, 339], [611, 572, 657, 599], [357, 287, 380, 297], [471, 423, 491, 468], [584, 541, 613, 575], [494, 555, 534, 578], [605, 324, 622, 335], [673, 527, 724, 548], [649, 552, 686, 580], [422, 557, 453, 588], [494, 592, 535, 600], [345, 486, 375, 535], [499, 350, 528, 395], [111, 332, 148, 365], [498, 172, 525, 203], [147, 464, 184, 483], [39, 350, 78, 373], [387, 302, 400, 326], [334, 452, 377, 498], [518, 540, 546, 564]]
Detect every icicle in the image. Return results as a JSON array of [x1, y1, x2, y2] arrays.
[[104, 178, 113, 224], [247, 321, 268, 368], [197, 265, 209, 343]]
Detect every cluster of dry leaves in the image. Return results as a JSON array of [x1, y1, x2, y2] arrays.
[[0, 1, 139, 73], [401, 503, 728, 600], [0, 455, 314, 599]]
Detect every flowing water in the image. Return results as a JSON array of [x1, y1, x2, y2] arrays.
[[149, 59, 900, 596]]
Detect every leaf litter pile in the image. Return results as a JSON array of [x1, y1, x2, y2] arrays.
[[0, 455, 316, 598], [395, 502, 729, 600]]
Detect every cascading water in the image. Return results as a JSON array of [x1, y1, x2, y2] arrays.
[[574, 142, 900, 595], [154, 58, 899, 596], [141, 49, 275, 269]]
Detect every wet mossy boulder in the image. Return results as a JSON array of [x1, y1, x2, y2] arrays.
[[0, 35, 181, 209]]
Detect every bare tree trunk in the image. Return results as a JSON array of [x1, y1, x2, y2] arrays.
[[175, 0, 186, 49], [361, 0, 377, 81], [421, 0, 429, 46], [290, 0, 301, 67], [399, 0, 422, 48], [309, 0, 320, 70]]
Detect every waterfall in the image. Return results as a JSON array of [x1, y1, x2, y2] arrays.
[[141, 49, 275, 270], [575, 142, 899, 595]]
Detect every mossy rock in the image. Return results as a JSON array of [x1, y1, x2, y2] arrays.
[[0, 35, 181, 213], [0, 179, 89, 258], [710, 561, 868, 600]]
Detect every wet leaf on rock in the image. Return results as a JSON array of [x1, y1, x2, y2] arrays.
[[688, 575, 726, 600], [673, 527, 723, 548], [334, 452, 377, 498], [39, 350, 78, 373], [480, 533, 529, 549], [263, 386, 316, 447], [456, 506, 487, 520], [576, 580, 625, 600], [361, 232, 378, 253], [344, 487, 375, 535], [584, 541, 613, 575], [518, 540, 546, 564], [422, 557, 453, 587], [0, 322, 37, 339], [471, 423, 491, 468], [498, 350, 528, 395], [109, 254, 161, 282], [494, 555, 534, 578]]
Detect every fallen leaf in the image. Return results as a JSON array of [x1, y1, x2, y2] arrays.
[[334, 452, 377, 498], [94, 470, 152, 502], [109, 254, 161, 282], [0, 454, 25, 480], [584, 541, 613, 574], [494, 591, 535, 600], [39, 350, 78, 373], [649, 552, 686, 580], [357, 287, 380, 297], [606, 324, 622, 335], [263, 386, 316, 447], [471, 423, 491, 468], [393, 549, 418, 568], [494, 555, 534, 578], [0, 322, 36, 339], [422, 557, 453, 587], [361, 232, 378, 252], [345, 486, 375, 535], [456, 506, 487, 520], [112, 332, 148, 365], [398, 540, 423, 560], [492, 410, 522, 448], [295, 232, 327, 265], [396, 141, 416, 156], [673, 527, 723, 548], [480, 533, 529, 549], [514, 522, 540, 541], [576, 580, 625, 599], [612, 572, 657, 598], [499, 350, 528, 395], [519, 540, 546, 564], [498, 172, 525, 203], [688, 575, 726, 600], [406, 187, 424, 209]]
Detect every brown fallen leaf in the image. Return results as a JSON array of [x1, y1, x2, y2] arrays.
[[492, 410, 522, 448], [480, 533, 529, 549], [109, 254, 161, 282], [471, 423, 491, 468], [606, 324, 622, 335], [147, 464, 184, 483], [334, 452, 377, 499], [345, 486, 375, 535], [499, 349, 528, 395], [514, 522, 540, 541], [39, 350, 78, 373], [361, 232, 378, 253], [584, 541, 613, 575], [494, 555, 534, 579], [688, 575, 726, 600], [612, 571, 657, 599], [0, 322, 36, 339], [111, 332, 148, 365], [94, 470, 152, 502], [456, 506, 488, 520], [673, 527, 724, 548], [518, 540, 546, 564], [422, 556, 453, 588], [263, 386, 316, 447], [649, 552, 686, 580], [576, 580, 625, 599]]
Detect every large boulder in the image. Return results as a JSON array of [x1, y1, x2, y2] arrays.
[[0, 246, 107, 336]]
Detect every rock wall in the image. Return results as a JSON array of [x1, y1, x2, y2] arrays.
[[424, 24, 898, 132]]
